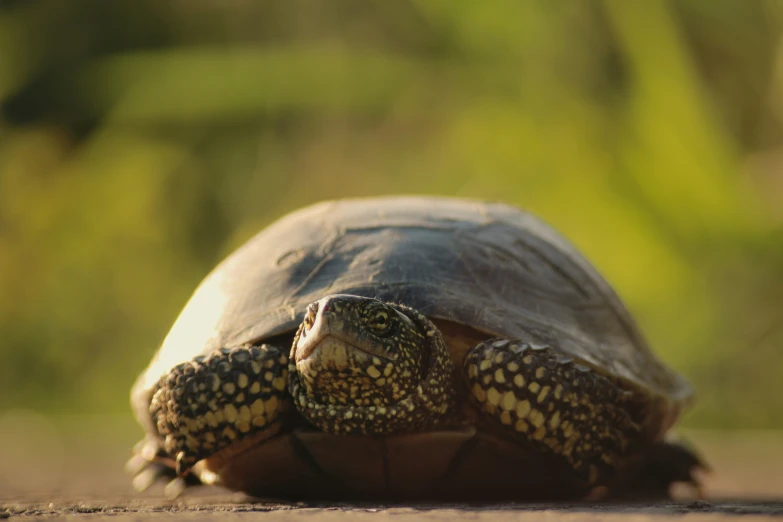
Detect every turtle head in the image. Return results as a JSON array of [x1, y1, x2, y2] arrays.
[[292, 295, 426, 405], [289, 294, 455, 434]]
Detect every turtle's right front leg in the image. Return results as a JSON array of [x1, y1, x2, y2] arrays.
[[463, 339, 641, 486], [130, 343, 292, 493]]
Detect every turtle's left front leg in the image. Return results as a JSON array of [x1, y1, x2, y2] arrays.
[[464, 339, 640, 486], [128, 342, 292, 497], [150, 343, 291, 475]]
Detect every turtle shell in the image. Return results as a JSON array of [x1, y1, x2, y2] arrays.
[[132, 196, 691, 445]]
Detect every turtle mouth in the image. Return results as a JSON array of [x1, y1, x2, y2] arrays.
[[298, 333, 375, 358], [295, 326, 398, 392], [294, 328, 401, 414]]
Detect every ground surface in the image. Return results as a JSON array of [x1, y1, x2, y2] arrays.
[[0, 413, 781, 520]]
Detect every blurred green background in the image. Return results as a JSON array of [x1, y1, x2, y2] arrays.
[[1, 0, 782, 430]]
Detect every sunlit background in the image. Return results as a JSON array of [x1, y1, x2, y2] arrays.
[[1, 0, 782, 440]]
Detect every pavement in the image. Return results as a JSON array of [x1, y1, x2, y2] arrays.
[[0, 412, 781, 520]]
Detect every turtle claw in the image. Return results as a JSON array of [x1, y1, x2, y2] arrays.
[[125, 453, 151, 478], [610, 438, 709, 500], [648, 439, 709, 498], [163, 476, 188, 499], [127, 437, 202, 495], [132, 465, 163, 492]]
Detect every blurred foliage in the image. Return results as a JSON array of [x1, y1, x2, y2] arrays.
[[1, 0, 782, 429]]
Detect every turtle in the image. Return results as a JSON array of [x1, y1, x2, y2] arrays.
[[128, 196, 705, 501]]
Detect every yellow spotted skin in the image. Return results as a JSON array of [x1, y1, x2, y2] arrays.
[[288, 296, 456, 435], [139, 297, 702, 497], [464, 339, 640, 484], [146, 298, 643, 489], [149, 344, 290, 474]]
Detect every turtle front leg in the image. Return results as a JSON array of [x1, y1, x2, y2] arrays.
[[464, 339, 640, 486], [126, 435, 203, 497], [129, 343, 292, 495], [611, 438, 709, 499]]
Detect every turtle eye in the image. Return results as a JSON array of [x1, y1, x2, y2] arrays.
[[367, 308, 393, 337]]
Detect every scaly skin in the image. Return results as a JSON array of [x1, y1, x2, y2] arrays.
[[288, 295, 457, 435], [148, 344, 291, 474], [134, 294, 702, 498], [463, 339, 640, 484]]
